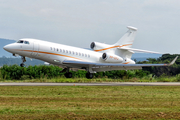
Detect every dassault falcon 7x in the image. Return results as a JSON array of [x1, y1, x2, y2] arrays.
[[3, 26, 178, 79]]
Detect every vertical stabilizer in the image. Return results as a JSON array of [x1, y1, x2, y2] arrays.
[[115, 26, 137, 48]]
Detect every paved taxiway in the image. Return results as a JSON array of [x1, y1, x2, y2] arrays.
[[0, 82, 180, 86]]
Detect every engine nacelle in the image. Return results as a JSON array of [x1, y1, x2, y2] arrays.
[[102, 53, 123, 63], [90, 42, 112, 51]]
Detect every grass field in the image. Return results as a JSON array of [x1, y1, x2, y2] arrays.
[[0, 86, 180, 119], [1, 75, 180, 83]]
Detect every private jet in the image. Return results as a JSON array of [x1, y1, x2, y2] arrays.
[[3, 26, 178, 79]]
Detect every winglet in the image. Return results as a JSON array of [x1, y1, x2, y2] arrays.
[[168, 56, 178, 66]]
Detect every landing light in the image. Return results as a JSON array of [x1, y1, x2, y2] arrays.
[[54, 60, 60, 62]]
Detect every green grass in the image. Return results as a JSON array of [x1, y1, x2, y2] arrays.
[[0, 75, 179, 83], [0, 86, 180, 119]]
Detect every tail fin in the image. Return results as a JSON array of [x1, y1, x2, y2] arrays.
[[114, 26, 137, 48]]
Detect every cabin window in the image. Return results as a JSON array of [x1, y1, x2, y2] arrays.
[[69, 51, 71, 54], [63, 50, 65, 53], [66, 50, 68, 53], [50, 47, 52, 50], [76, 52, 78, 55], [88, 55, 90, 58], [24, 41, 30, 44], [85, 54, 87, 57], [59, 49, 62, 52], [54, 48, 55, 51], [82, 53, 84, 57], [17, 40, 24, 43], [73, 51, 75, 55], [79, 53, 81, 56], [57, 48, 59, 52]]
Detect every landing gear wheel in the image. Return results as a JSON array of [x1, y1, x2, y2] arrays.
[[20, 56, 26, 67], [86, 72, 93, 79], [65, 72, 72, 78], [20, 63, 25, 67]]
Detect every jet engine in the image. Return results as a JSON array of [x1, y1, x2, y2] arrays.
[[102, 53, 123, 63], [90, 42, 112, 51]]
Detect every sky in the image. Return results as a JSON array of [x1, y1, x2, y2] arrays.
[[0, 0, 180, 54]]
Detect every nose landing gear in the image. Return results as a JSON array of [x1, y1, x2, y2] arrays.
[[20, 56, 26, 67]]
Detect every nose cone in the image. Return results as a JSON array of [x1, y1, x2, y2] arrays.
[[3, 45, 8, 51], [3, 44, 13, 53]]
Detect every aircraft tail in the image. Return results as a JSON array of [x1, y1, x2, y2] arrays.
[[91, 26, 137, 53], [114, 26, 137, 59], [114, 26, 137, 48], [114, 26, 161, 59]]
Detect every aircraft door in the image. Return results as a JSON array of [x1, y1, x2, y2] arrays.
[[32, 42, 39, 56]]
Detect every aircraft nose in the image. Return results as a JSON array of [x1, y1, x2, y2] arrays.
[[3, 44, 12, 52], [3, 45, 8, 51]]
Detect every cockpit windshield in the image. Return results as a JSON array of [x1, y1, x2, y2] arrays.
[[24, 41, 30, 44], [17, 40, 30, 44], [17, 40, 24, 43]]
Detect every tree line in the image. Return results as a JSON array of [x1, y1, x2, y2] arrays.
[[0, 64, 150, 80], [0, 54, 180, 80], [139, 54, 180, 77]]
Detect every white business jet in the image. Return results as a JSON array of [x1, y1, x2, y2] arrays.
[[3, 26, 178, 79]]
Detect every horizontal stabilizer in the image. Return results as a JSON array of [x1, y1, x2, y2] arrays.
[[119, 47, 161, 54], [127, 26, 138, 31]]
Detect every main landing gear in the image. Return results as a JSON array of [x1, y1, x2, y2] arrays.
[[65, 72, 72, 78], [20, 56, 26, 67], [62, 68, 94, 79], [86, 72, 94, 79], [62, 68, 73, 78]]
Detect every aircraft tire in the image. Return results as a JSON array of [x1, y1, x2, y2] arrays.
[[86, 72, 93, 79], [20, 63, 25, 67], [65, 72, 72, 78]]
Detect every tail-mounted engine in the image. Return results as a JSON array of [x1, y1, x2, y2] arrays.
[[102, 53, 123, 63], [90, 42, 112, 51]]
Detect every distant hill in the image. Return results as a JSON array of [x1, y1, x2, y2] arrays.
[[132, 53, 162, 61], [0, 57, 44, 66], [0, 38, 15, 57]]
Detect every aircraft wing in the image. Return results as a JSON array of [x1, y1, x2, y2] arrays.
[[62, 56, 178, 69]]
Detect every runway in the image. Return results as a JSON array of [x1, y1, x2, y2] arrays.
[[0, 82, 180, 86]]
